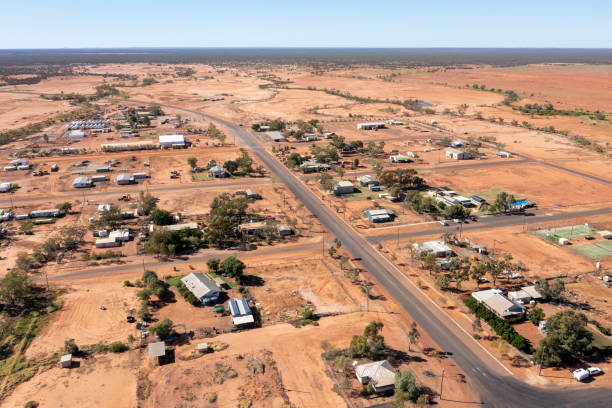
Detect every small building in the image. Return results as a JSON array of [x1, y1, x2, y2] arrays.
[[266, 131, 286, 142], [364, 209, 395, 223], [133, 172, 148, 180], [159, 134, 185, 148], [181, 273, 222, 305], [299, 161, 330, 173], [389, 155, 412, 163], [3, 165, 17, 172], [451, 141, 465, 148], [471, 195, 487, 206], [413, 241, 453, 257], [333, 180, 354, 196], [116, 173, 132, 185], [598, 230, 612, 239], [10, 158, 28, 165], [148, 341, 166, 361], [353, 360, 396, 393], [228, 298, 255, 326], [276, 224, 292, 236], [17, 164, 31, 170], [197, 342, 210, 353], [445, 147, 469, 160], [96, 166, 111, 173], [495, 151, 512, 158], [244, 189, 260, 199], [95, 237, 121, 248], [109, 229, 130, 242], [29, 209, 60, 218], [323, 131, 335, 139], [68, 130, 85, 139], [208, 165, 226, 178], [453, 196, 472, 207], [357, 122, 385, 130], [91, 175, 108, 183], [98, 204, 111, 214], [304, 133, 318, 142], [72, 177, 91, 188], [0, 182, 11, 193], [357, 175, 379, 187], [161, 222, 199, 232], [60, 354, 72, 368], [238, 221, 267, 234]]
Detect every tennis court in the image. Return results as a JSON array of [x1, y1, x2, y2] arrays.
[[533, 224, 597, 243], [571, 241, 612, 259]]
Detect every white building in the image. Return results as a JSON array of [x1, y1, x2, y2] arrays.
[[389, 155, 412, 163], [72, 177, 91, 188], [116, 173, 132, 185], [0, 182, 11, 193], [266, 131, 286, 142], [357, 175, 378, 186], [333, 180, 354, 195], [68, 130, 85, 139], [228, 298, 255, 326], [445, 147, 469, 160], [181, 273, 222, 305], [353, 360, 396, 393], [158, 134, 185, 148], [208, 165, 226, 178], [472, 289, 525, 318], [95, 237, 120, 248], [412, 241, 453, 257], [357, 122, 385, 130]]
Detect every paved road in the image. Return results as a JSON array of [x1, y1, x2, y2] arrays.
[[138, 101, 611, 407]]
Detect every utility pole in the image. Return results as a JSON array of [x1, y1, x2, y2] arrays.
[[440, 367, 445, 399], [538, 345, 546, 376], [396, 225, 400, 248]]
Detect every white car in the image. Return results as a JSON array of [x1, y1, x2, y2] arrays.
[[573, 368, 590, 381], [587, 367, 602, 376], [439, 220, 448, 226]]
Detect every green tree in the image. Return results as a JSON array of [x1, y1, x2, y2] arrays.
[[527, 307, 545, 326], [110, 341, 128, 353], [150, 209, 174, 226], [394, 369, 421, 404], [63, 338, 79, 355], [443, 204, 470, 220], [535, 278, 565, 301], [141, 116, 151, 127], [59, 202, 72, 214], [93, 205, 123, 230], [371, 159, 384, 178], [187, 157, 198, 169], [207, 258, 220, 273], [15, 253, 36, 272], [435, 274, 450, 290], [317, 173, 335, 191], [533, 310, 593, 366], [407, 322, 420, 352], [236, 149, 253, 174], [20, 219, 34, 234], [0, 269, 30, 306], [223, 160, 238, 175], [220, 257, 246, 279], [150, 318, 173, 340], [138, 191, 157, 215]]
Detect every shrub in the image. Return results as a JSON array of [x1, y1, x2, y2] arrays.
[[110, 341, 128, 353], [64, 338, 79, 354]]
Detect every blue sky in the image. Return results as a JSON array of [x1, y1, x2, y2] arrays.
[[1, 0, 611, 48]]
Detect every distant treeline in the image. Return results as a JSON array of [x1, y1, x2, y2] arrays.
[[2, 48, 612, 67]]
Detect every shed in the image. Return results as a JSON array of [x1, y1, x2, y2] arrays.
[[181, 273, 221, 305], [91, 175, 108, 183], [72, 177, 91, 188], [60, 354, 72, 368], [96, 237, 121, 248], [0, 182, 11, 193], [357, 122, 385, 130], [68, 130, 85, 139], [333, 180, 354, 196], [208, 165, 226, 178], [3, 165, 17, 171], [276, 224, 292, 236], [471, 195, 487, 206], [364, 209, 395, 223], [197, 342, 210, 353], [95, 166, 111, 173], [266, 131, 286, 142], [495, 151, 512, 158], [445, 147, 469, 160], [413, 241, 453, 257], [133, 172, 147, 179], [109, 229, 130, 242], [161, 222, 199, 232], [357, 175, 378, 187], [389, 155, 412, 163], [598, 230, 612, 239], [353, 360, 396, 393], [148, 341, 166, 359], [228, 298, 255, 326], [159, 134, 185, 148], [116, 173, 132, 185]]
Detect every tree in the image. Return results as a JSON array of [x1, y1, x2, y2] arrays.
[[64, 338, 79, 355], [93, 205, 123, 230], [141, 116, 151, 127], [379, 168, 425, 191], [527, 307, 545, 325], [59, 202, 72, 214], [535, 278, 565, 301], [223, 160, 238, 175], [394, 370, 421, 404], [110, 341, 128, 353], [19, 219, 33, 235], [371, 159, 384, 178], [136, 288, 152, 301], [205, 193, 249, 244], [0, 269, 30, 306], [220, 256, 245, 279], [138, 191, 157, 215], [150, 318, 174, 340], [150, 209, 174, 226], [533, 310, 593, 366], [494, 191, 516, 213], [148, 104, 164, 116], [251, 123, 260, 131], [435, 274, 450, 290], [207, 258, 220, 273], [187, 157, 198, 169], [443, 204, 470, 220], [236, 149, 253, 174], [15, 253, 36, 272], [408, 322, 420, 352]]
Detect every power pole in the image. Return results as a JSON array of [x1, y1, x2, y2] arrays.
[[440, 367, 445, 399], [538, 345, 546, 376]]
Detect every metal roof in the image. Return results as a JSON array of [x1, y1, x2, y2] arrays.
[[159, 134, 184, 144], [148, 341, 166, 358], [181, 273, 221, 300]]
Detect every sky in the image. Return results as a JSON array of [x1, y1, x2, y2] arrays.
[[1, 0, 611, 49]]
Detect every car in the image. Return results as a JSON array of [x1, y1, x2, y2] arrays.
[[126, 316, 135, 323], [573, 368, 590, 381], [452, 218, 461, 223], [468, 216, 477, 221], [587, 367, 602, 376], [439, 220, 448, 226]]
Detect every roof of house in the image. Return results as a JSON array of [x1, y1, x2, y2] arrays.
[[471, 288, 503, 303], [266, 131, 285, 140], [73, 176, 90, 184], [422, 241, 452, 254], [228, 298, 255, 325], [181, 273, 221, 299], [336, 180, 354, 188], [357, 175, 377, 183], [159, 134, 184, 144], [161, 222, 198, 231], [483, 293, 525, 317], [354, 360, 396, 388], [521, 285, 543, 299], [148, 341, 166, 358], [209, 165, 225, 173], [445, 147, 465, 154], [365, 209, 395, 217], [116, 173, 131, 181]]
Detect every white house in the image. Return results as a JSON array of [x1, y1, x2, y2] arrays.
[[181, 273, 222, 305], [266, 131, 286, 142], [445, 147, 469, 160], [353, 360, 396, 393], [333, 180, 354, 196], [95, 237, 120, 248], [472, 289, 525, 318], [357, 175, 378, 187], [158, 134, 185, 148], [389, 155, 412, 163], [412, 241, 453, 257], [72, 177, 91, 188]]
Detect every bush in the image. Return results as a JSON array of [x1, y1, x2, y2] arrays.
[[64, 338, 79, 355], [463, 297, 532, 353], [110, 341, 128, 353], [123, 280, 134, 287], [176, 281, 199, 305]]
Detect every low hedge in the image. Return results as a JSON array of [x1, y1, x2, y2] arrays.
[[176, 281, 199, 306], [464, 297, 533, 353]]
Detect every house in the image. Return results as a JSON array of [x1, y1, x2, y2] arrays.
[[60, 354, 72, 368], [133, 172, 148, 180], [495, 151, 512, 158], [357, 175, 378, 187], [333, 180, 354, 196], [244, 189, 260, 199], [3, 166, 17, 171], [364, 209, 395, 223], [95, 237, 120, 248], [238, 221, 267, 234], [161, 222, 199, 232], [17, 164, 31, 170], [412, 241, 453, 257], [276, 224, 292, 236], [471, 195, 487, 206], [158, 134, 185, 148], [258, 125, 270, 132], [299, 161, 330, 173], [0, 182, 11, 193], [148, 341, 166, 362], [96, 166, 111, 173], [304, 133, 319, 142], [68, 130, 85, 139], [116, 173, 132, 185], [109, 229, 130, 242], [119, 129, 134, 138], [228, 298, 255, 326], [389, 155, 412, 163], [353, 360, 396, 393], [72, 177, 91, 188], [386, 119, 404, 125], [29, 209, 60, 218], [266, 131, 286, 142], [181, 273, 222, 305], [91, 175, 108, 183], [98, 204, 111, 214], [472, 289, 525, 318], [10, 158, 28, 165], [451, 141, 465, 148], [209, 165, 226, 178], [101, 141, 157, 152], [453, 196, 472, 207], [323, 131, 335, 139], [357, 122, 385, 130], [445, 147, 469, 160]]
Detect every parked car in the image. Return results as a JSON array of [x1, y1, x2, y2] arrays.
[[439, 220, 448, 226], [573, 368, 590, 381], [587, 367, 602, 376]]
